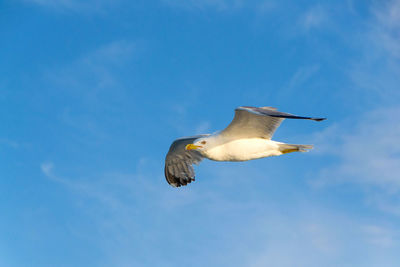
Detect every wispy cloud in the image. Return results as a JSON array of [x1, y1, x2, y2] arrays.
[[162, 0, 244, 11], [278, 64, 320, 99], [194, 121, 211, 134], [38, 161, 226, 265], [372, 0, 400, 59], [0, 138, 21, 149], [40, 160, 400, 266], [244, 209, 400, 267], [299, 5, 329, 31], [42, 40, 136, 143], [40, 162, 54, 177], [161, 0, 279, 13], [288, 65, 320, 89], [23, 0, 119, 13], [41, 161, 134, 210], [349, 0, 400, 103], [312, 1, 400, 184], [307, 1, 400, 218], [312, 106, 400, 191], [362, 224, 398, 248], [47, 40, 136, 93]]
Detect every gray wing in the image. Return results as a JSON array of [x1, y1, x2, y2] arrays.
[[220, 106, 326, 139], [165, 135, 207, 187]]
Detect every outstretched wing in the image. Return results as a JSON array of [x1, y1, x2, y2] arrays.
[[164, 135, 207, 187], [220, 106, 326, 140]]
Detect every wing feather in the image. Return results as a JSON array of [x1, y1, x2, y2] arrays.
[[220, 106, 326, 139], [164, 135, 207, 187]]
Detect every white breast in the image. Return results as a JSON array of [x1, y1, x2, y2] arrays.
[[203, 138, 282, 161]]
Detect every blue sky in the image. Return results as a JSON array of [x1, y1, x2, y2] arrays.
[[1, 0, 400, 266]]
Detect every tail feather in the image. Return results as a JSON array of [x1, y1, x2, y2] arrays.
[[279, 144, 313, 154]]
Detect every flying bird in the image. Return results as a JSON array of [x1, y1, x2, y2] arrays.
[[165, 106, 326, 187]]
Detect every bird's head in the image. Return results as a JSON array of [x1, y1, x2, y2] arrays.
[[185, 138, 209, 152]]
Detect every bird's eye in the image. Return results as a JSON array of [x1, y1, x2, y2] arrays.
[[200, 141, 206, 145]]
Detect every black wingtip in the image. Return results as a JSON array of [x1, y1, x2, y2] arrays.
[[312, 117, 327, 121], [164, 165, 195, 188]]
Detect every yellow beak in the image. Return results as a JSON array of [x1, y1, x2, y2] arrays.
[[185, 144, 203, 150]]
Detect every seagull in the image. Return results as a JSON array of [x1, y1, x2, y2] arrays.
[[165, 106, 326, 187]]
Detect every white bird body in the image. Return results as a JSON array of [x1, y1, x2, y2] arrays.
[[200, 135, 282, 161]]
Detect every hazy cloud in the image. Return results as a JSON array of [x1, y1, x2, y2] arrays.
[[362, 224, 398, 248], [373, 0, 400, 58], [23, 0, 119, 13], [300, 5, 329, 31], [278, 64, 320, 98], [312, 1, 400, 194], [349, 0, 400, 103], [245, 209, 400, 267], [46, 40, 135, 92], [40, 161, 400, 266], [41, 40, 136, 142], [40, 162, 54, 177], [0, 138, 21, 149], [161, 0, 279, 12], [162, 0, 244, 11], [313, 106, 400, 190]]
